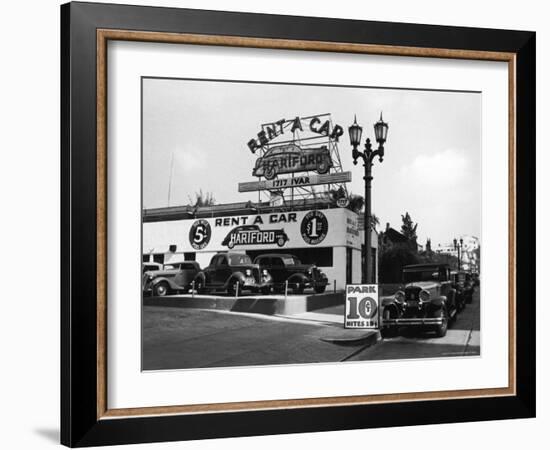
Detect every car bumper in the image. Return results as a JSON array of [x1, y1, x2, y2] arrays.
[[382, 317, 444, 327], [240, 277, 272, 291]]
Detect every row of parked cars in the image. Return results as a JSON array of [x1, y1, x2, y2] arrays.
[[142, 252, 329, 297], [380, 263, 477, 338]]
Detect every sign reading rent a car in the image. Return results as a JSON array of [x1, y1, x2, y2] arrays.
[[345, 284, 379, 329]]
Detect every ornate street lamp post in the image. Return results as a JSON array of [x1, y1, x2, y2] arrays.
[[453, 237, 464, 271], [349, 113, 389, 284]]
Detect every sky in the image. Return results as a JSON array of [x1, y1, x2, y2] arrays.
[[142, 78, 481, 247]]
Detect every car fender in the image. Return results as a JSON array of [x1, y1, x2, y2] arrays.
[[381, 297, 397, 307], [429, 296, 447, 308], [193, 272, 207, 285], [287, 273, 309, 284], [224, 271, 246, 288], [381, 301, 400, 319], [149, 276, 173, 288]]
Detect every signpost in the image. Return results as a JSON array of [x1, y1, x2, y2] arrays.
[[238, 171, 352, 193], [345, 284, 379, 329]]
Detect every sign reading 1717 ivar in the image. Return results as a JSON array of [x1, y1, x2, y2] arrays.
[[345, 284, 379, 329]]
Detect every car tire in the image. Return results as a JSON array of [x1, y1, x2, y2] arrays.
[[294, 283, 305, 295], [381, 327, 398, 338], [153, 282, 170, 297], [265, 166, 276, 180], [314, 285, 326, 294], [276, 236, 286, 247], [434, 308, 448, 338], [381, 307, 399, 338], [227, 280, 241, 296], [194, 278, 205, 294], [317, 161, 330, 174]]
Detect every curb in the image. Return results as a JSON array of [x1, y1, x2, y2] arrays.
[[144, 292, 345, 316], [319, 329, 381, 346]]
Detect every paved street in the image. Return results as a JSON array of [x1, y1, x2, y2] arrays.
[[143, 289, 480, 370], [313, 289, 480, 361], [143, 307, 374, 370]]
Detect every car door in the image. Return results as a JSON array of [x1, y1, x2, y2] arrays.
[[269, 257, 286, 284], [439, 267, 456, 311], [173, 263, 197, 288], [214, 255, 232, 286]]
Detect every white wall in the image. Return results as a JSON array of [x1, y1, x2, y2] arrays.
[[0, 1, 546, 450]]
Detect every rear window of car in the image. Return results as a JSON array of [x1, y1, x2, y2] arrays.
[[281, 256, 300, 265], [229, 254, 252, 265]]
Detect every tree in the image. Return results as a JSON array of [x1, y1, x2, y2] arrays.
[[327, 188, 378, 230], [400, 212, 418, 242], [379, 244, 420, 283], [188, 189, 215, 207]]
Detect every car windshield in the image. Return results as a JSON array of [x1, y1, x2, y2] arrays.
[[228, 254, 253, 265], [282, 256, 301, 265], [403, 269, 440, 282]]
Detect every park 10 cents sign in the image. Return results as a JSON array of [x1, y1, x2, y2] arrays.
[[345, 284, 379, 329]]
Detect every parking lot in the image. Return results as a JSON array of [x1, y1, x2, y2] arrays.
[[142, 289, 480, 370]]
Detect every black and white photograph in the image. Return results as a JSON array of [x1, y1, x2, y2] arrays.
[[141, 77, 481, 371]]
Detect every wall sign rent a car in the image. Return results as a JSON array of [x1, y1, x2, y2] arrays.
[[345, 284, 379, 329]]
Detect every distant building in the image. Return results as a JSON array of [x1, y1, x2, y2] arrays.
[[435, 235, 480, 271]]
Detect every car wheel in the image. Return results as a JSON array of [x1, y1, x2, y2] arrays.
[[317, 161, 329, 174], [227, 280, 241, 296], [277, 236, 285, 247], [194, 278, 205, 294], [314, 285, 326, 294], [434, 309, 448, 338], [381, 308, 398, 338], [153, 282, 170, 297], [265, 166, 276, 180], [228, 240, 235, 249], [294, 283, 304, 295]]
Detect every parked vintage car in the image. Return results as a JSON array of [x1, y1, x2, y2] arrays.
[[142, 262, 162, 274], [462, 272, 475, 303], [143, 261, 201, 297], [381, 263, 459, 338], [450, 271, 467, 311], [221, 225, 289, 249], [193, 252, 273, 295], [253, 253, 329, 294], [252, 144, 333, 180], [451, 271, 475, 307]]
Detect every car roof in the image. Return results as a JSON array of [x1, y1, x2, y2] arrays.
[[255, 253, 296, 259]]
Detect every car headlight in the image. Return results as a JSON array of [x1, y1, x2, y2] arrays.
[[419, 290, 430, 302], [246, 269, 252, 276], [394, 290, 405, 303], [262, 269, 268, 276]]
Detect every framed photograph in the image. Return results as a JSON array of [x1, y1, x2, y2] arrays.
[[61, 1, 535, 447]]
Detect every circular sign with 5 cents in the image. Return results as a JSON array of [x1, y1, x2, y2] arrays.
[[189, 219, 211, 250]]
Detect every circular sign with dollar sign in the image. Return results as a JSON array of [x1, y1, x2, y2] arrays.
[[301, 210, 328, 245], [189, 219, 211, 250]]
